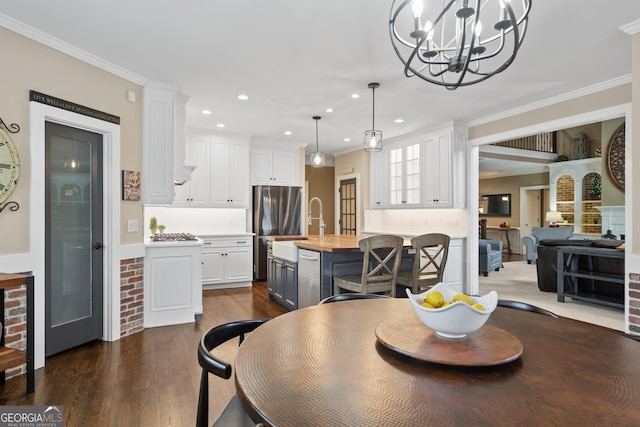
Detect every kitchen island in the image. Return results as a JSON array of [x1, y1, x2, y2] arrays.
[[267, 234, 465, 310]]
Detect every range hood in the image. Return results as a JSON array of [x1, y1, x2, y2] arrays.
[[174, 93, 196, 185]]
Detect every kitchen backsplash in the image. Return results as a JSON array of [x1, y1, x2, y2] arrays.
[[143, 207, 249, 238], [363, 209, 468, 237]]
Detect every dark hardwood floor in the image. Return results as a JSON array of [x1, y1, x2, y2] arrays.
[[0, 281, 287, 426]]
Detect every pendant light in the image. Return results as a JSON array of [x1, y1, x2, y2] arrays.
[[389, 0, 531, 90], [310, 116, 325, 167], [363, 83, 382, 152]]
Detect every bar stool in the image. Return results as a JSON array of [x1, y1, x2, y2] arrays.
[[396, 233, 450, 295], [333, 235, 404, 297]]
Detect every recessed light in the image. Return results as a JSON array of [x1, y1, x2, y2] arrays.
[[284, 131, 292, 136], [216, 123, 225, 128], [351, 93, 360, 99], [344, 138, 351, 142], [394, 118, 405, 123], [202, 109, 212, 115], [325, 108, 334, 113], [237, 94, 249, 100]]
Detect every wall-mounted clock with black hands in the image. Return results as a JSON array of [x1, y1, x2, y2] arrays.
[[0, 119, 21, 206]]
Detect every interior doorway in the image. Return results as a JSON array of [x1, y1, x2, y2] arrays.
[[339, 177, 356, 235], [519, 185, 549, 247], [45, 122, 104, 356]]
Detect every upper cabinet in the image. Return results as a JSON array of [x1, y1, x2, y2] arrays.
[[211, 137, 250, 207], [142, 82, 177, 204], [174, 131, 250, 208], [370, 122, 467, 209], [250, 145, 300, 186]]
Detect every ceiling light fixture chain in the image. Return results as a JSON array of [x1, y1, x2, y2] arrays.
[[363, 82, 382, 152], [389, 0, 532, 90], [310, 115, 325, 168]]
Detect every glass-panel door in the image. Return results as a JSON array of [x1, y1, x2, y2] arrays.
[[45, 122, 103, 356]]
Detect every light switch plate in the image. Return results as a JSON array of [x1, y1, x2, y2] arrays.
[[127, 219, 138, 232]]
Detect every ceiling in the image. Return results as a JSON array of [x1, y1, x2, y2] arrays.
[[2, 1, 639, 174]]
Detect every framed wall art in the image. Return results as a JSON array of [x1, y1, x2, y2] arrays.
[[122, 170, 141, 201], [605, 123, 625, 192]]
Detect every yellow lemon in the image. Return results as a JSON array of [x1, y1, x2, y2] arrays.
[[452, 293, 473, 305], [471, 303, 485, 311], [424, 291, 444, 308], [440, 301, 451, 309], [421, 301, 435, 309]]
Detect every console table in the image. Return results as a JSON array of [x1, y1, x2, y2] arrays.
[[556, 246, 624, 309], [0, 273, 34, 394], [486, 226, 520, 253]]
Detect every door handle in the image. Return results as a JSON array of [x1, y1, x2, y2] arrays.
[[93, 242, 104, 250]]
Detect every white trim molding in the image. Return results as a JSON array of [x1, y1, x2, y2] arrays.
[[30, 102, 121, 369]]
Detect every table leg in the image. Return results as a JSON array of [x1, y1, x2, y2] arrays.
[[504, 230, 512, 254], [557, 249, 565, 303]]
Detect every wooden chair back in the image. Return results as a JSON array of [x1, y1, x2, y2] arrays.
[[358, 235, 404, 294]]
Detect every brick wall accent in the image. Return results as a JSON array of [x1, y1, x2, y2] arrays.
[[629, 273, 640, 334], [3, 284, 27, 379], [120, 257, 144, 337], [556, 175, 575, 201]]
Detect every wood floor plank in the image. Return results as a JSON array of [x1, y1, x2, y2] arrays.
[[0, 281, 286, 426]]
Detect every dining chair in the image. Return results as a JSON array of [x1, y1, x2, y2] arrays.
[[319, 293, 391, 304], [497, 299, 559, 318], [197, 319, 270, 427], [396, 233, 450, 295], [333, 234, 404, 297]]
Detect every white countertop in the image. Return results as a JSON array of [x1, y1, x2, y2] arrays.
[[145, 238, 204, 248], [197, 232, 254, 238]]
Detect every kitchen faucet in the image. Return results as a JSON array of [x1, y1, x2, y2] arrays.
[[308, 197, 325, 240]]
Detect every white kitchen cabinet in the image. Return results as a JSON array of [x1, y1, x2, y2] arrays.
[[388, 140, 422, 208], [201, 236, 253, 289], [423, 133, 452, 207], [251, 149, 297, 185], [211, 137, 249, 207], [144, 241, 203, 328], [369, 121, 466, 209], [174, 135, 211, 207], [369, 150, 390, 208], [142, 82, 177, 204], [442, 237, 465, 293]]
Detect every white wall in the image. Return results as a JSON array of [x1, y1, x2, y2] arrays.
[[363, 209, 468, 237]]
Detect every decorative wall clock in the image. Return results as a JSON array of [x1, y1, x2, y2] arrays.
[[0, 117, 21, 212], [605, 123, 625, 192]]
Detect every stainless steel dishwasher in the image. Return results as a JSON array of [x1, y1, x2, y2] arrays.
[[297, 248, 321, 308]]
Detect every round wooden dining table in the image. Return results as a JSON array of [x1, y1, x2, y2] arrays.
[[234, 299, 640, 426]]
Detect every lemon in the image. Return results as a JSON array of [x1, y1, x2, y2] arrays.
[[424, 291, 444, 308], [471, 303, 485, 311], [421, 301, 435, 309], [452, 293, 473, 305], [440, 301, 451, 309]]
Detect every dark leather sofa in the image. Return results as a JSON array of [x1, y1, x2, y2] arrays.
[[536, 239, 624, 301]]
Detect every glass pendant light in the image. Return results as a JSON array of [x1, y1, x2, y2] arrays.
[[310, 116, 325, 167], [364, 83, 382, 152]]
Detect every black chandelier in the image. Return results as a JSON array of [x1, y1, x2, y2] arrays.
[[389, 0, 532, 90]]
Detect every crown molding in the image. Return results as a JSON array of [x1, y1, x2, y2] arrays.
[[620, 20, 640, 35], [0, 13, 148, 86], [469, 75, 632, 128]]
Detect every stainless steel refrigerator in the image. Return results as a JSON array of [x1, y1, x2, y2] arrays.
[[253, 185, 303, 280]]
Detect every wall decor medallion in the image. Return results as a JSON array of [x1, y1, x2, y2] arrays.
[[606, 123, 625, 192], [122, 170, 141, 201], [0, 116, 21, 213]]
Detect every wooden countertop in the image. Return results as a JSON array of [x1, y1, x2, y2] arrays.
[[267, 234, 413, 253], [294, 234, 365, 253]]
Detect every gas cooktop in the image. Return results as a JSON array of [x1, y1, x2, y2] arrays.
[[150, 232, 198, 242]]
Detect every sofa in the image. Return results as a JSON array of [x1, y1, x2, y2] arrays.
[[521, 226, 573, 264], [535, 239, 624, 304], [479, 239, 503, 276]]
